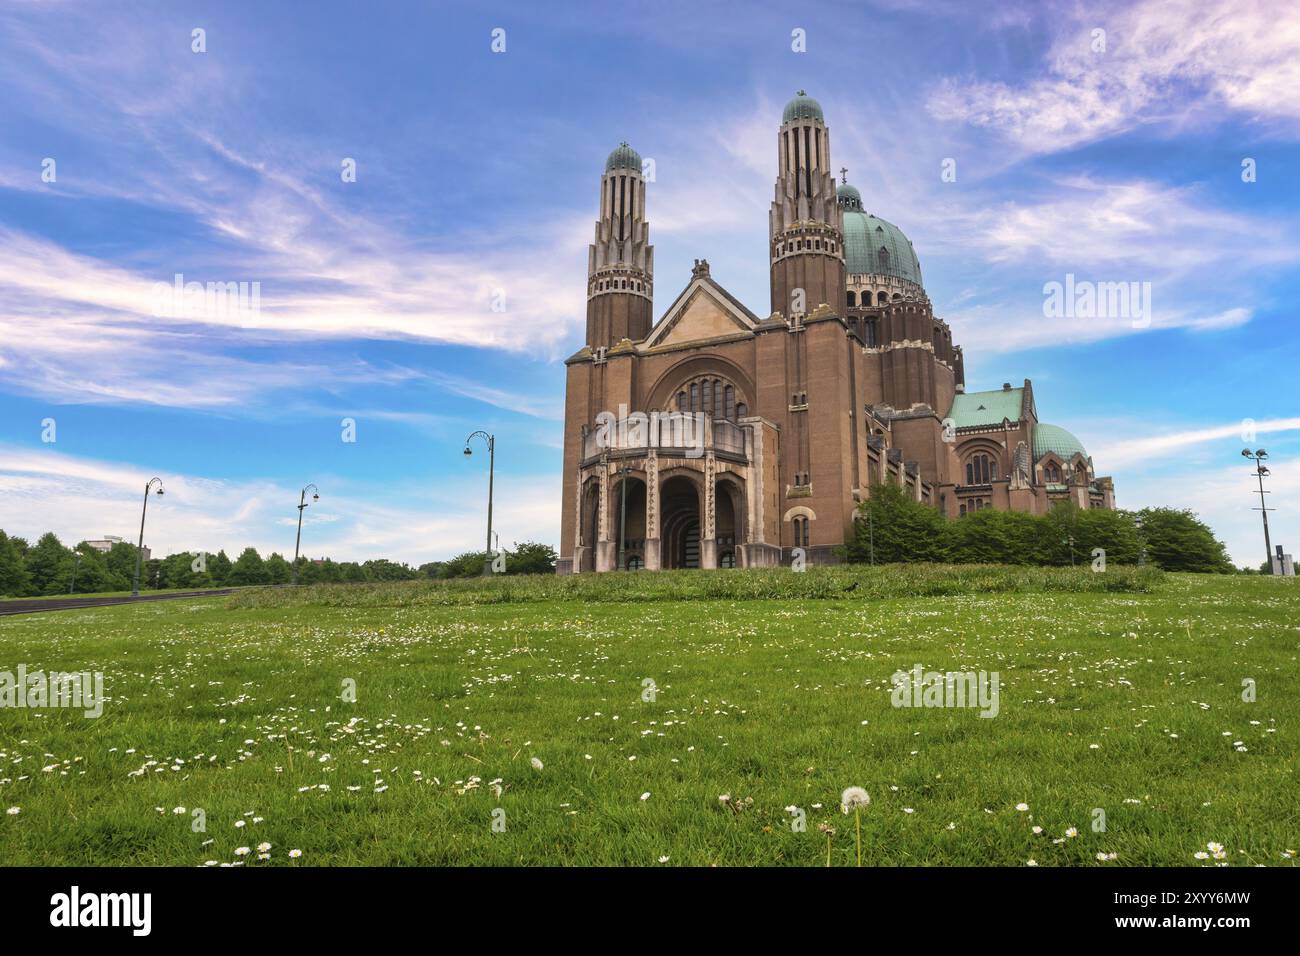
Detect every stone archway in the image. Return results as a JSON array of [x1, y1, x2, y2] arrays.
[[660, 475, 700, 569], [611, 474, 648, 570], [578, 480, 599, 573], [715, 476, 746, 568]]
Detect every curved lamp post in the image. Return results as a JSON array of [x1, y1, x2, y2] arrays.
[[132, 477, 165, 596], [291, 483, 320, 585], [1242, 449, 1274, 573], [463, 431, 495, 576]]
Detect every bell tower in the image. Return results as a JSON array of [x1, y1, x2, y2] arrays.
[[768, 92, 846, 319], [586, 142, 654, 348]]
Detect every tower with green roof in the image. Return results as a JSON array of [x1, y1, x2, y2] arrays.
[[586, 141, 654, 348], [768, 91, 846, 319]]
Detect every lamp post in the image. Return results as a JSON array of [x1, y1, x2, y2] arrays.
[[1242, 449, 1274, 573], [1134, 513, 1146, 567], [69, 552, 81, 594], [132, 477, 164, 596], [464, 431, 495, 576], [291, 483, 320, 585]]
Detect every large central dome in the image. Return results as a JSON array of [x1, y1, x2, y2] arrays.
[[838, 187, 923, 287]]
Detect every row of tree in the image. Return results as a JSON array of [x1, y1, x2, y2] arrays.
[[0, 530, 555, 598], [845, 483, 1237, 573]]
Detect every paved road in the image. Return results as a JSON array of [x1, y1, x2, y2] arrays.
[[0, 589, 238, 617]]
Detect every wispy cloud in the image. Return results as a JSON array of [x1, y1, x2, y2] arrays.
[[928, 0, 1300, 154]]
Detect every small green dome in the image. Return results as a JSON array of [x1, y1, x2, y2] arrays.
[[783, 91, 823, 124], [836, 183, 863, 211], [605, 142, 642, 173], [842, 210, 923, 286], [1034, 423, 1088, 462]]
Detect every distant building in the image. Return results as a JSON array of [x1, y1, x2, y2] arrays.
[[84, 536, 150, 562]]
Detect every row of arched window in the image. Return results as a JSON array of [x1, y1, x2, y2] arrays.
[[847, 290, 903, 307], [774, 236, 838, 257], [593, 276, 649, 294], [958, 498, 989, 516], [675, 377, 747, 420]]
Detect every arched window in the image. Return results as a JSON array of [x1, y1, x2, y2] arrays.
[[792, 516, 810, 548], [1045, 464, 1060, 483], [965, 453, 994, 485], [877, 291, 888, 305], [847, 291, 857, 307], [676, 376, 746, 421]]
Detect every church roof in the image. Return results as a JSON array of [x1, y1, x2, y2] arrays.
[[605, 142, 642, 173], [783, 91, 823, 123], [1034, 423, 1089, 462], [842, 209, 923, 286], [948, 387, 1025, 428]]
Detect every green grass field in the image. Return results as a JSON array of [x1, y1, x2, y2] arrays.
[[0, 565, 1295, 866]]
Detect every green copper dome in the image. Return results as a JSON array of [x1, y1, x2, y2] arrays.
[[836, 183, 863, 211], [783, 91, 823, 123], [1034, 423, 1088, 461], [605, 142, 642, 173], [842, 209, 923, 285]]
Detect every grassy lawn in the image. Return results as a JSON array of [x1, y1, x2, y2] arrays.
[[0, 566, 1295, 867]]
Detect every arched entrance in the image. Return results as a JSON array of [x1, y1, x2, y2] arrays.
[[661, 475, 700, 569], [715, 477, 745, 569], [611, 474, 647, 570], [578, 480, 599, 573]]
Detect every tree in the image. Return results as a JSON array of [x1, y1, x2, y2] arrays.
[[228, 547, 268, 586], [208, 550, 233, 586], [949, 509, 1041, 564], [264, 553, 292, 585], [1137, 508, 1234, 573], [68, 543, 115, 594], [25, 532, 73, 595], [846, 483, 950, 563], [440, 551, 490, 578], [505, 541, 557, 575], [0, 531, 31, 597]]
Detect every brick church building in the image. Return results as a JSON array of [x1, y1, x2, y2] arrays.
[[558, 93, 1115, 573]]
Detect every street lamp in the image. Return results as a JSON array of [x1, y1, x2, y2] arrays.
[[291, 483, 320, 585], [1134, 513, 1146, 567], [464, 431, 495, 576], [69, 552, 81, 594], [132, 477, 164, 596], [1242, 449, 1275, 573]]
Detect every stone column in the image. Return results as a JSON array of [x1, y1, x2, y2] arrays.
[[644, 452, 661, 570], [700, 453, 718, 569], [596, 463, 615, 572]]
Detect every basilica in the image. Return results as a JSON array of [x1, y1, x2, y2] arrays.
[[558, 93, 1115, 573]]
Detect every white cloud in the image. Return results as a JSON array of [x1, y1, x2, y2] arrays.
[[928, 0, 1300, 153]]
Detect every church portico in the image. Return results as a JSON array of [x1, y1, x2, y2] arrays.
[[572, 416, 777, 572]]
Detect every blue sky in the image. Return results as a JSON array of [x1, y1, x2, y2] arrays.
[[1, 0, 1298, 567]]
